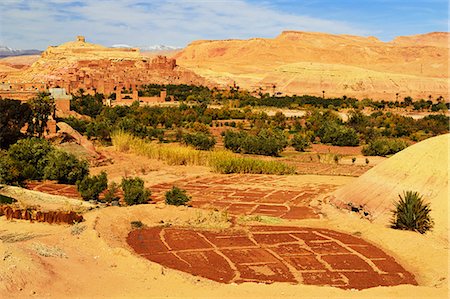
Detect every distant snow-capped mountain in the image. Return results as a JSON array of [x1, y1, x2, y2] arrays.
[[0, 45, 41, 57], [140, 44, 181, 51], [111, 44, 133, 48], [110, 44, 181, 51]]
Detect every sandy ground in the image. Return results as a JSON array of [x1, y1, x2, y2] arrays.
[[0, 145, 448, 298], [0, 198, 447, 299]]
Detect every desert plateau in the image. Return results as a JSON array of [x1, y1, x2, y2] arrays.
[[0, 1, 449, 299]]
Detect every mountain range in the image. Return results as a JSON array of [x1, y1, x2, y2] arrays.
[[0, 45, 41, 58], [111, 44, 181, 51]]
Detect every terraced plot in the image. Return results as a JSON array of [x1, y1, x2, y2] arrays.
[[127, 226, 417, 289], [151, 174, 336, 219]]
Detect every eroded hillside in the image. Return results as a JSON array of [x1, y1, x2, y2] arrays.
[[175, 31, 449, 100]]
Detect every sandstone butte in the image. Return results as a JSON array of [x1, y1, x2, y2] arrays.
[[0, 36, 212, 95], [330, 133, 449, 240], [174, 31, 450, 101]]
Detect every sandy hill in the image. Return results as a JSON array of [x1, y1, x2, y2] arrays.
[[175, 31, 449, 100], [329, 134, 449, 239]]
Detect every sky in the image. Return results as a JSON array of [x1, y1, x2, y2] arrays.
[[0, 0, 448, 49]]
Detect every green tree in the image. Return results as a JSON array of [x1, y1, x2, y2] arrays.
[[8, 138, 53, 180], [0, 99, 32, 149], [291, 134, 311, 152], [182, 132, 216, 150], [27, 92, 55, 137], [43, 150, 89, 184]]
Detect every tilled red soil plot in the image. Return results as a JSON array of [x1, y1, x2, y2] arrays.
[[26, 181, 81, 199], [127, 226, 417, 289], [151, 175, 337, 220]]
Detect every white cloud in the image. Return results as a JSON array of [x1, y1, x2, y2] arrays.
[[0, 0, 372, 49]]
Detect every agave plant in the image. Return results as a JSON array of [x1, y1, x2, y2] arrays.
[[391, 191, 434, 234]]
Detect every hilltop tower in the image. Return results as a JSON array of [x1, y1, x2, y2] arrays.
[[76, 35, 85, 43]]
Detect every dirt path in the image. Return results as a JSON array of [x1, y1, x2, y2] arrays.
[[127, 225, 416, 289]]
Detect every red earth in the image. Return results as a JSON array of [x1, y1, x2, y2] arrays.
[[26, 181, 81, 199], [127, 226, 417, 289], [151, 174, 337, 220]]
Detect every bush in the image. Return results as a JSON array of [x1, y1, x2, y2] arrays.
[[43, 150, 89, 184], [8, 138, 53, 180], [362, 138, 408, 156], [76, 171, 108, 201], [103, 182, 120, 203], [165, 186, 191, 206], [182, 132, 216, 150], [391, 191, 433, 234], [223, 129, 288, 156], [121, 177, 151, 205], [130, 220, 144, 229], [291, 134, 311, 152], [0, 194, 17, 204], [0, 150, 22, 185]]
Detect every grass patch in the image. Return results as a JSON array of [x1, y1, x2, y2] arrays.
[[70, 223, 86, 235], [130, 220, 145, 229], [186, 210, 231, 229], [238, 215, 283, 224], [112, 131, 295, 174], [209, 151, 295, 175], [0, 232, 36, 243], [31, 242, 67, 258], [112, 130, 208, 166]]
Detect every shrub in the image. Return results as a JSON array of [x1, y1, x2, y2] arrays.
[[165, 186, 191, 206], [0, 194, 17, 204], [76, 171, 108, 201], [103, 182, 120, 203], [0, 150, 22, 185], [182, 132, 216, 150], [291, 134, 311, 152], [223, 129, 288, 156], [130, 220, 144, 229], [43, 150, 89, 184], [121, 177, 151, 205], [362, 138, 408, 156], [391, 191, 433, 234], [8, 138, 53, 180]]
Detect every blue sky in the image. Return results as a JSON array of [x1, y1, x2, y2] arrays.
[[0, 0, 448, 49]]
